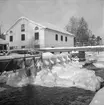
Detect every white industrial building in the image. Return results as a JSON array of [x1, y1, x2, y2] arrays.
[[6, 17, 74, 49]]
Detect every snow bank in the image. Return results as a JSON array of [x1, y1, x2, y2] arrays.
[[85, 52, 97, 60], [89, 87, 104, 105], [34, 52, 102, 91], [93, 63, 104, 68], [85, 51, 104, 68], [1, 52, 102, 92], [51, 64, 101, 91]]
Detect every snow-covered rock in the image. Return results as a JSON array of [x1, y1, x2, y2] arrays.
[[89, 87, 104, 105]]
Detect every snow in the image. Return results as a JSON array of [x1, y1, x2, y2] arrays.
[[42, 52, 55, 59], [89, 87, 104, 105], [34, 52, 102, 91], [85, 51, 104, 68], [93, 63, 104, 68], [0, 51, 103, 91]]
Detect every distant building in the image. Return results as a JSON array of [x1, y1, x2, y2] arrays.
[[6, 17, 74, 50], [0, 38, 8, 51]]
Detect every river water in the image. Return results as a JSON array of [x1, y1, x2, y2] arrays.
[[0, 84, 94, 105]]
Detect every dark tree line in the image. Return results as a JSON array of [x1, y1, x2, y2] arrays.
[[65, 16, 102, 46]]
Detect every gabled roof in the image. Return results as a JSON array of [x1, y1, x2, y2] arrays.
[[6, 16, 74, 36], [39, 22, 74, 36]]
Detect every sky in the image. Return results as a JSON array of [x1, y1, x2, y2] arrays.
[[0, 0, 103, 39]]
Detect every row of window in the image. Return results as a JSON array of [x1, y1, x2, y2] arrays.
[[10, 24, 39, 33], [10, 45, 40, 50], [21, 24, 39, 32], [10, 46, 25, 50], [10, 34, 25, 42], [55, 34, 67, 42], [10, 32, 39, 42]]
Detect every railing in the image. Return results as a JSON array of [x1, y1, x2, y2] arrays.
[[38, 45, 104, 52], [0, 45, 104, 75]]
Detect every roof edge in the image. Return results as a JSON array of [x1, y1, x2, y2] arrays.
[[6, 17, 46, 34], [5, 16, 74, 37], [45, 27, 74, 37]]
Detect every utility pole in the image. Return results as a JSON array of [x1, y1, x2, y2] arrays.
[[0, 24, 2, 35], [0, 22, 3, 35]]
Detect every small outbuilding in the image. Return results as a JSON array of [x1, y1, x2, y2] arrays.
[[0, 38, 9, 51]]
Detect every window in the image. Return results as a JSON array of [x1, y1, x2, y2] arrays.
[[35, 26, 39, 30], [21, 34, 25, 41], [10, 30, 13, 33], [21, 46, 25, 48], [34, 45, 40, 48], [35, 32, 39, 40], [10, 46, 13, 50], [10, 36, 13, 42], [21, 24, 25, 32], [65, 37, 67, 42], [61, 35, 63, 41], [55, 34, 58, 41]]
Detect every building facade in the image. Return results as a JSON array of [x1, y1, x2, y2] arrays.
[[6, 17, 74, 49]]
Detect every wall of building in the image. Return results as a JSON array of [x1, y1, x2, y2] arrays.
[[6, 18, 74, 49], [44, 29, 74, 48], [6, 18, 45, 49]]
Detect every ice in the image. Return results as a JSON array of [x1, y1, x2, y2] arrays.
[[42, 52, 55, 59], [1, 51, 102, 91], [6, 69, 29, 87], [34, 52, 101, 91]]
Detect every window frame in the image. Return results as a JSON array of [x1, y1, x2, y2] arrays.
[[10, 30, 13, 33], [21, 24, 25, 32], [35, 32, 39, 40], [35, 26, 39, 30], [65, 36, 67, 42], [55, 34, 58, 41], [61, 35, 63, 41], [21, 34, 25, 41], [10, 36, 13, 42], [21, 46, 25, 48]]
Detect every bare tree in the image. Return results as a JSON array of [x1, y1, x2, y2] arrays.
[[65, 16, 90, 46]]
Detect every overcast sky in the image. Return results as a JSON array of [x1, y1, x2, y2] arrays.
[[0, 0, 103, 38]]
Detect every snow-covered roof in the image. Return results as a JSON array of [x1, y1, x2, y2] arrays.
[[40, 22, 74, 36], [6, 17, 74, 36]]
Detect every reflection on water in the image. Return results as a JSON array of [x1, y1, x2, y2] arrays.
[[0, 85, 39, 105], [22, 85, 39, 105], [0, 84, 94, 105]]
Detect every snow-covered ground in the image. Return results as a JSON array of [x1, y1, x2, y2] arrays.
[[86, 51, 104, 68]]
